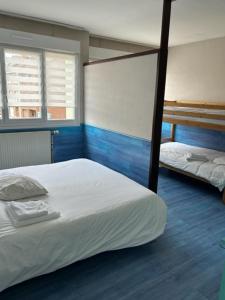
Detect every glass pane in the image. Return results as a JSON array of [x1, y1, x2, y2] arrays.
[[4, 48, 42, 119], [47, 107, 75, 120], [45, 51, 75, 120], [0, 62, 2, 120]]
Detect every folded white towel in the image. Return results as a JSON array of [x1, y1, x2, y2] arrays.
[[7, 200, 49, 221], [185, 153, 209, 162], [6, 207, 60, 228]]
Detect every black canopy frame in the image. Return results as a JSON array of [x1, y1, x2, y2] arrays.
[[84, 0, 174, 194]]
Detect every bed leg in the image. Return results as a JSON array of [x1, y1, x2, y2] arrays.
[[171, 124, 176, 142], [223, 190, 225, 205]]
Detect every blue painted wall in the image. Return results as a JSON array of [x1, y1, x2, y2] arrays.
[[0, 124, 151, 186], [162, 122, 172, 139], [162, 122, 225, 152], [0, 126, 84, 162], [84, 125, 151, 187], [84, 122, 225, 188], [52, 126, 84, 162], [3, 122, 224, 187]]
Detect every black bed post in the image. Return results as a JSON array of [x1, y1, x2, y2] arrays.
[[148, 0, 174, 192]]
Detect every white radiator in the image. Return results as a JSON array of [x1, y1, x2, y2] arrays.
[[0, 131, 52, 170]]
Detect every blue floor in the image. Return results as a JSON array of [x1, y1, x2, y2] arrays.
[[1, 170, 225, 300]]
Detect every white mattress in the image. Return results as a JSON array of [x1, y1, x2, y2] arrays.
[[160, 142, 225, 191], [0, 159, 167, 292]]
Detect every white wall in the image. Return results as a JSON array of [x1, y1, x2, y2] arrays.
[[166, 36, 225, 103], [84, 54, 158, 140], [0, 28, 80, 52]]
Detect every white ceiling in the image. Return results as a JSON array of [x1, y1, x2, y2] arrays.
[[0, 0, 225, 47]]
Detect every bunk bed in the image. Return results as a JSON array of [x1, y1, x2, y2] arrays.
[[160, 100, 225, 203]]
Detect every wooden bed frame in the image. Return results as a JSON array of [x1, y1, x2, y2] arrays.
[[163, 100, 225, 132], [161, 100, 225, 203]]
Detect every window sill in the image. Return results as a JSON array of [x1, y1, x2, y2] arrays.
[[0, 120, 80, 131]]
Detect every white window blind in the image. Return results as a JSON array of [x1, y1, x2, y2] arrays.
[[0, 64, 2, 119], [4, 49, 42, 119], [45, 51, 75, 120]]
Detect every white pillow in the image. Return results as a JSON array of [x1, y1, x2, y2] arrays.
[[0, 175, 48, 201], [213, 157, 225, 165]]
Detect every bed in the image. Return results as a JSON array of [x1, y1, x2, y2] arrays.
[[161, 100, 225, 202], [160, 142, 225, 202], [0, 158, 167, 292]]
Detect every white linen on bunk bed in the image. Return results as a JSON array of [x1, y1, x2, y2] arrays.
[[0, 159, 167, 292], [185, 153, 208, 162], [160, 142, 225, 191]]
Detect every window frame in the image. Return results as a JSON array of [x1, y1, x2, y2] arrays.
[[0, 44, 79, 129]]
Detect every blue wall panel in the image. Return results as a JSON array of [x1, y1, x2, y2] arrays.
[[84, 125, 151, 187], [3, 122, 224, 186], [162, 122, 172, 139], [162, 122, 225, 152], [0, 126, 84, 162], [53, 126, 84, 162]]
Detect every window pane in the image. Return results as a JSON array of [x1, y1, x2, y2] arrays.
[[0, 62, 2, 119], [45, 51, 75, 120], [4, 49, 42, 119]]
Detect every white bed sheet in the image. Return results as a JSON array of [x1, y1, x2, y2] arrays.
[[160, 142, 225, 191], [0, 159, 167, 292]]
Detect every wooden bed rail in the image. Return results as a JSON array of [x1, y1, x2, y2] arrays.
[[163, 109, 225, 121], [164, 100, 225, 110], [163, 100, 225, 132]]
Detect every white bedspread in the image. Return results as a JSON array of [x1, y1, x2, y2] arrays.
[[160, 142, 225, 191], [0, 159, 166, 292]]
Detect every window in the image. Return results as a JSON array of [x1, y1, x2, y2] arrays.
[[5, 49, 42, 119], [45, 52, 75, 120], [0, 46, 77, 126], [0, 63, 2, 120]]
